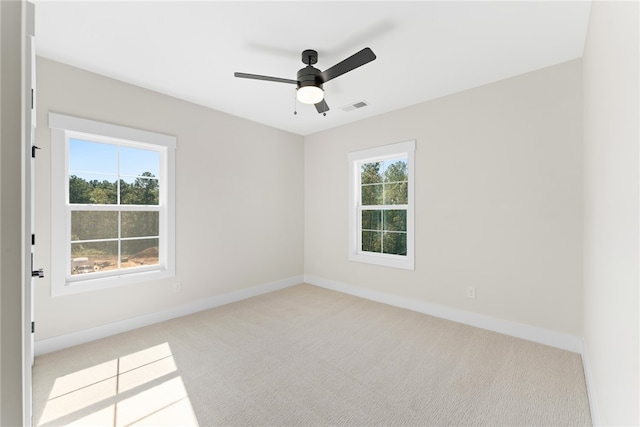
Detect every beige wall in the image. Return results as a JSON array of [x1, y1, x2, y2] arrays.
[[1, 1, 25, 424], [34, 57, 304, 340], [583, 1, 639, 425], [305, 59, 583, 336]]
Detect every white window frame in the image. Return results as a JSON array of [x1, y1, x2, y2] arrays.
[[49, 112, 176, 296], [348, 140, 415, 270]]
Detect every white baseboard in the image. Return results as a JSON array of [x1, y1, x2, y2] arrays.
[[304, 275, 584, 354], [580, 340, 600, 426], [35, 275, 303, 356]]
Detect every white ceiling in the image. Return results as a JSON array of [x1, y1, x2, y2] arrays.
[[34, 1, 592, 136]]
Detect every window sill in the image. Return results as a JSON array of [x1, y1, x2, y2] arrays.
[[52, 267, 175, 297], [349, 252, 415, 270]]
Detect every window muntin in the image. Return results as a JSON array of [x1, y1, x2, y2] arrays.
[[50, 113, 176, 296], [348, 140, 415, 270]]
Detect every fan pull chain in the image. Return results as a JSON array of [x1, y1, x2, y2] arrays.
[[293, 89, 298, 115]]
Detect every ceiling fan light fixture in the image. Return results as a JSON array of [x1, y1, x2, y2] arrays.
[[297, 85, 324, 104]]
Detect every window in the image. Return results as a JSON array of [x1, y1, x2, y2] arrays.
[[348, 140, 415, 270], [49, 113, 176, 296]]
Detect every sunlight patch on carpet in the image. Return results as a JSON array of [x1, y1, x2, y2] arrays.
[[38, 343, 198, 426]]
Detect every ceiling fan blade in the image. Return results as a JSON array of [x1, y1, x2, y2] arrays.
[[315, 99, 329, 114], [234, 72, 297, 85], [317, 47, 376, 84]]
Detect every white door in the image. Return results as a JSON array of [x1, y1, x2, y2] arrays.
[[23, 2, 37, 425]]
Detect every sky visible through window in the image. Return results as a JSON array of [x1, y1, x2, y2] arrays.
[[69, 138, 159, 183]]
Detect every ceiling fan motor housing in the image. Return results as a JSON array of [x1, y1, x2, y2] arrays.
[[297, 65, 323, 91]]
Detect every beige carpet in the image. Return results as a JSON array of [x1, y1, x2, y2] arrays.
[[33, 284, 592, 426]]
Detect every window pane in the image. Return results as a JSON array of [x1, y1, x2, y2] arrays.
[[122, 238, 159, 269], [383, 182, 408, 205], [382, 232, 407, 256], [120, 146, 160, 178], [71, 241, 118, 275], [383, 159, 408, 183], [120, 177, 159, 206], [71, 211, 118, 241], [69, 174, 118, 204], [362, 230, 381, 253], [362, 184, 382, 205], [362, 210, 382, 231], [69, 139, 117, 175], [383, 210, 407, 232], [122, 211, 159, 238], [120, 146, 160, 206], [361, 162, 382, 184]]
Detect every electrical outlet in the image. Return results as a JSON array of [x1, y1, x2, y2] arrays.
[[466, 286, 476, 299], [173, 282, 181, 293]]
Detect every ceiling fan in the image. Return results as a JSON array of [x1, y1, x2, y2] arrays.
[[234, 47, 377, 115]]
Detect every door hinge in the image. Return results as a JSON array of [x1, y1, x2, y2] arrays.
[[32, 234, 35, 245], [31, 321, 35, 334], [31, 88, 34, 109], [31, 145, 40, 158]]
